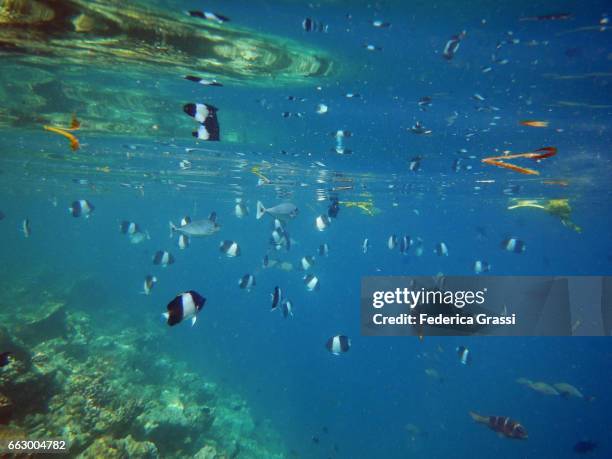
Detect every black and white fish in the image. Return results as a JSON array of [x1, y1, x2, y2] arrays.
[[302, 17, 328, 32], [474, 260, 491, 274], [316, 104, 328, 114], [179, 159, 192, 170], [363, 43, 382, 51], [238, 274, 256, 291], [22, 218, 31, 238], [315, 214, 331, 231], [281, 299, 293, 318], [409, 156, 422, 172], [456, 346, 471, 365], [434, 242, 449, 256], [388, 235, 397, 250], [333, 145, 352, 155], [271, 286, 282, 310], [410, 121, 431, 135], [69, 200, 95, 218], [318, 243, 329, 257], [344, 93, 361, 99], [328, 197, 340, 218], [180, 216, 192, 227], [163, 290, 206, 327], [186, 10, 230, 24], [178, 234, 190, 250], [234, 198, 248, 218], [184, 103, 220, 141], [501, 238, 526, 253], [0, 351, 12, 367], [220, 240, 241, 257], [326, 335, 351, 355], [371, 20, 391, 28], [281, 111, 304, 118], [256, 201, 298, 220], [304, 274, 320, 291], [300, 256, 316, 271], [142, 275, 157, 295], [119, 221, 140, 235], [443, 30, 467, 60], [184, 75, 223, 86], [153, 250, 175, 267], [169, 216, 219, 237], [362, 238, 370, 254]]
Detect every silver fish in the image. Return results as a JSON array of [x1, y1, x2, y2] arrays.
[[169, 218, 219, 237], [256, 201, 298, 220]]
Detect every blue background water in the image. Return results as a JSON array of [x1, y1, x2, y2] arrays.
[[1, 0, 612, 457]]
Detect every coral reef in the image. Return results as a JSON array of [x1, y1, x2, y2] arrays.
[[0, 275, 284, 458]]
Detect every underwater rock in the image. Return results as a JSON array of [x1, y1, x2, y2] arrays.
[[13, 300, 67, 346], [0, 392, 13, 425], [77, 435, 159, 459]]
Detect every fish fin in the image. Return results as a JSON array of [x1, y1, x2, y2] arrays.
[[169, 221, 176, 237], [469, 411, 488, 424], [191, 316, 197, 326], [256, 201, 266, 220]]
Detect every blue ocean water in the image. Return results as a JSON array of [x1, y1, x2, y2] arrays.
[[1, 0, 611, 458]]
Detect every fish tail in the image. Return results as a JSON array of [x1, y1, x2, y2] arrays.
[[256, 201, 266, 220], [469, 411, 488, 424]]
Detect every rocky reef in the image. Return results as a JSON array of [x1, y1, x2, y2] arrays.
[[0, 275, 284, 458]]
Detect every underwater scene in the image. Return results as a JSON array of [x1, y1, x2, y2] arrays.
[[1, 0, 611, 457]]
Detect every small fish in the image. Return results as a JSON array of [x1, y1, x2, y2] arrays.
[[573, 440, 597, 454], [142, 275, 157, 295], [169, 217, 219, 237], [303, 274, 320, 291], [328, 197, 340, 219], [501, 238, 526, 253], [220, 240, 241, 257], [281, 299, 294, 318], [409, 156, 422, 172], [184, 103, 220, 141], [163, 290, 206, 327], [178, 234, 190, 250], [474, 260, 491, 274], [318, 243, 329, 257], [184, 75, 223, 86], [271, 286, 282, 310], [234, 198, 248, 218], [520, 120, 549, 128], [456, 346, 471, 365], [443, 30, 467, 60], [315, 214, 331, 231], [119, 221, 140, 235], [410, 121, 431, 135], [519, 13, 572, 21], [22, 218, 31, 238], [434, 242, 449, 256], [362, 238, 370, 254], [326, 335, 350, 355], [187, 10, 230, 23], [363, 43, 382, 51], [316, 103, 328, 114], [469, 412, 528, 439], [69, 200, 95, 218], [344, 93, 360, 99], [418, 96, 432, 111], [179, 159, 192, 170], [256, 201, 298, 220], [388, 235, 397, 250], [300, 256, 316, 271], [472, 93, 486, 102], [238, 274, 256, 291], [371, 20, 391, 28], [153, 250, 174, 267], [0, 351, 12, 367], [400, 235, 412, 254], [302, 17, 328, 32]]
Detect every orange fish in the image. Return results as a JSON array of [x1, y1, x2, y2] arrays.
[[43, 125, 80, 152], [520, 120, 549, 128], [469, 412, 528, 440]]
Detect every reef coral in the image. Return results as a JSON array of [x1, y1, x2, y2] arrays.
[[0, 275, 284, 458]]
